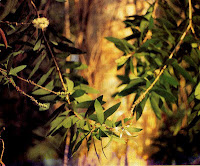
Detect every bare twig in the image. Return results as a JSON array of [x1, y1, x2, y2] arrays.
[[129, 0, 194, 115], [0, 69, 47, 108], [42, 31, 71, 105], [0, 138, 5, 166]]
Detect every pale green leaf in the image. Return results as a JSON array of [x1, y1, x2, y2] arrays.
[[65, 78, 74, 93], [94, 99, 104, 125], [195, 82, 200, 100]]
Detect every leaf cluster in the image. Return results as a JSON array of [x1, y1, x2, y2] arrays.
[[107, 0, 200, 135], [0, 0, 142, 159]]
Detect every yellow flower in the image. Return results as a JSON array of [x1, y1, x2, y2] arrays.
[[32, 17, 49, 30]]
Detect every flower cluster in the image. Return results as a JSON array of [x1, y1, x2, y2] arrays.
[[32, 17, 49, 30]]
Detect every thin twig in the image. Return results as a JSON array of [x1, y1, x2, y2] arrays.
[[30, 0, 39, 18], [0, 139, 4, 162], [42, 31, 71, 105], [129, 0, 193, 115], [0, 69, 47, 108], [0, 68, 61, 95]]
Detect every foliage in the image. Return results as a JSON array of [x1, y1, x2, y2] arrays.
[[107, 0, 200, 164], [0, 0, 142, 163]]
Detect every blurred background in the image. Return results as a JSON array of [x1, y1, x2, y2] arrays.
[[0, 0, 200, 165]]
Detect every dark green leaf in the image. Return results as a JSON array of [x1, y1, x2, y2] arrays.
[[135, 95, 148, 120], [106, 37, 135, 54], [172, 62, 194, 83], [29, 54, 46, 79], [151, 87, 176, 102], [118, 78, 145, 97], [71, 89, 85, 98], [104, 102, 121, 120], [162, 70, 179, 88], [56, 52, 70, 59]]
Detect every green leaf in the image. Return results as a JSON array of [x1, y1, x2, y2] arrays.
[[40, 95, 57, 101], [172, 62, 194, 83], [63, 117, 73, 128], [85, 95, 105, 118], [50, 40, 58, 45], [72, 134, 88, 156], [151, 87, 176, 102], [65, 78, 74, 93], [71, 89, 85, 98], [106, 37, 135, 54], [99, 128, 108, 137], [125, 127, 142, 133], [32, 80, 54, 95], [118, 78, 145, 97], [74, 84, 99, 94], [28, 53, 46, 79], [94, 99, 104, 125], [115, 56, 129, 66], [162, 70, 179, 88], [104, 102, 121, 120], [48, 116, 65, 136], [56, 52, 70, 59], [33, 67, 55, 90], [150, 95, 161, 119], [135, 95, 148, 120], [33, 39, 42, 51], [9, 65, 26, 76], [76, 101, 93, 108], [195, 82, 200, 100], [74, 94, 92, 103]]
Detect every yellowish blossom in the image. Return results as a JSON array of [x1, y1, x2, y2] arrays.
[[32, 17, 49, 30]]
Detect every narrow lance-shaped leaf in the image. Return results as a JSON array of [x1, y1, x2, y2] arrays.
[[151, 87, 176, 103], [9, 65, 26, 76], [74, 84, 99, 94], [104, 102, 121, 120], [195, 82, 200, 100], [150, 95, 161, 120], [135, 94, 148, 120], [33, 67, 55, 90], [32, 80, 54, 95], [33, 38, 42, 51], [65, 78, 74, 93], [172, 62, 194, 83], [94, 99, 104, 125], [29, 54, 46, 79]]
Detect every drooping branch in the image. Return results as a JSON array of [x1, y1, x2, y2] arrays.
[[129, 0, 194, 115]]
